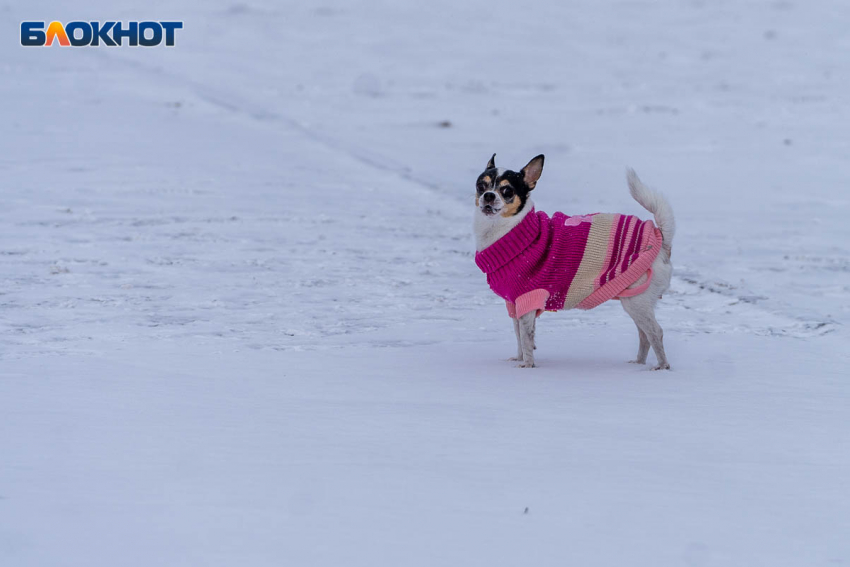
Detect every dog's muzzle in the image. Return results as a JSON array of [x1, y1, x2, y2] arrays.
[[481, 192, 501, 215]]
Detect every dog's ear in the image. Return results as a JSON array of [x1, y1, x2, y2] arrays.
[[486, 153, 496, 170], [521, 154, 545, 189]]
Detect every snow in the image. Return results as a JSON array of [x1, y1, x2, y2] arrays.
[[1, 1, 849, 565]]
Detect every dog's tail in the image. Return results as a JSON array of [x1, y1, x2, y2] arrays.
[[626, 168, 675, 256]]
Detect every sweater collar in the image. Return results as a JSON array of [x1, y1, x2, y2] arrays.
[[474, 209, 541, 273]]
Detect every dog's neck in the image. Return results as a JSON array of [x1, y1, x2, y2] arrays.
[[474, 198, 534, 251]]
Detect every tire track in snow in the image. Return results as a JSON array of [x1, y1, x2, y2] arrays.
[[87, 51, 450, 201]]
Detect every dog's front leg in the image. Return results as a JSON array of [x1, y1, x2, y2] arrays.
[[509, 318, 523, 361], [517, 311, 536, 368]]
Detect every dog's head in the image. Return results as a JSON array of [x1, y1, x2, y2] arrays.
[[475, 154, 544, 218]]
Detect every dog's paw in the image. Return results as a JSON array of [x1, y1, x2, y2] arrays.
[[508, 356, 522, 361], [628, 359, 647, 365], [650, 363, 671, 371], [516, 361, 536, 368]]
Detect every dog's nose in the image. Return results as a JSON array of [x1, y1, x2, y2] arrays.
[[483, 192, 496, 203]]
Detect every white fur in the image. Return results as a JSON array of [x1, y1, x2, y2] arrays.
[[474, 197, 534, 251], [516, 311, 537, 368], [620, 248, 673, 369], [509, 313, 536, 367], [509, 318, 522, 361], [627, 168, 675, 254]]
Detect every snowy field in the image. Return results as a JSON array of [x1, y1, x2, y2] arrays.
[[2, 1, 849, 565]]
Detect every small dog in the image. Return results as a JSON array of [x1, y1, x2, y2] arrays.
[[473, 154, 675, 369]]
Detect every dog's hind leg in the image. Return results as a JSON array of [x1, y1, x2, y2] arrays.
[[620, 253, 673, 370], [623, 302, 669, 370], [628, 322, 650, 365], [517, 311, 536, 368]]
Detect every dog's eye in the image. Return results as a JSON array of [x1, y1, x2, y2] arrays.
[[476, 183, 487, 193], [501, 187, 514, 199]]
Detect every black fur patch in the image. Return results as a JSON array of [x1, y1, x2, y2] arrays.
[[476, 169, 497, 195]]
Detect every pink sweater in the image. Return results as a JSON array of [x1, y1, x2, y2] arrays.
[[475, 209, 663, 318]]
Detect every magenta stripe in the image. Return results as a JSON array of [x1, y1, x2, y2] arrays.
[[601, 215, 625, 285], [623, 220, 646, 271], [603, 215, 628, 284], [618, 216, 635, 277], [634, 221, 647, 265], [607, 215, 631, 283], [620, 217, 642, 274]]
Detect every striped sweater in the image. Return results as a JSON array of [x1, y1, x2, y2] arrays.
[[475, 209, 663, 318]]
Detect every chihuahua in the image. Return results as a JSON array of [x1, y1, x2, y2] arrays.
[[473, 154, 675, 369]]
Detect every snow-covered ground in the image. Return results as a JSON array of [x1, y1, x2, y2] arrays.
[[2, 1, 849, 565]]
